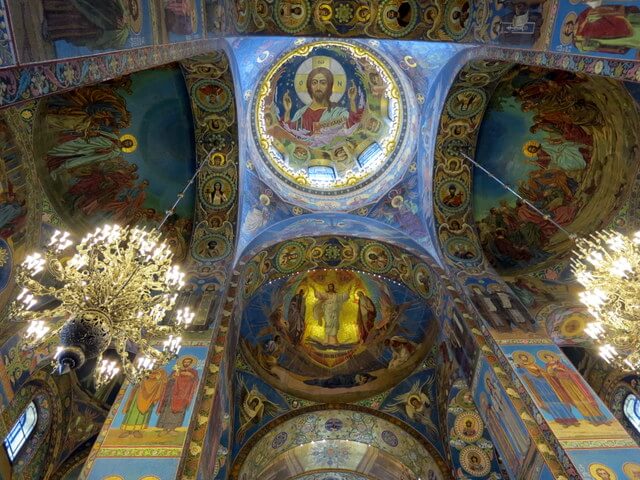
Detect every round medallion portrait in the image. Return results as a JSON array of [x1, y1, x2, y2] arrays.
[[193, 234, 231, 261], [200, 175, 235, 210], [454, 412, 483, 442], [274, 0, 312, 33], [253, 41, 409, 200], [377, 0, 419, 37], [192, 79, 232, 113], [460, 445, 491, 476]]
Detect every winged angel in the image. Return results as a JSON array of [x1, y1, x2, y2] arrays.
[[382, 374, 438, 438], [236, 381, 285, 443]]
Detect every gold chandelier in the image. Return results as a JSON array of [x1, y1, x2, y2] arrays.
[[11, 158, 208, 387], [572, 230, 640, 371], [12, 225, 193, 387]]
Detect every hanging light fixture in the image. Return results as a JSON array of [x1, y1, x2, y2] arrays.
[[457, 150, 638, 372], [11, 157, 209, 387], [571, 231, 640, 371]]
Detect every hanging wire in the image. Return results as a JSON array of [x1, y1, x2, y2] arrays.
[[158, 153, 210, 229], [457, 149, 577, 241]]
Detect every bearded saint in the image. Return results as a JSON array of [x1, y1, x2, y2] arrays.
[[156, 356, 199, 432], [282, 67, 363, 135]]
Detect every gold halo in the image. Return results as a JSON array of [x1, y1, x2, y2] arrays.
[[512, 350, 534, 366], [120, 134, 138, 153], [102, 477, 124, 480], [589, 463, 617, 480], [560, 313, 587, 337], [623, 462, 640, 478], [522, 140, 540, 157], [293, 55, 347, 105], [560, 12, 578, 46], [537, 350, 559, 363]]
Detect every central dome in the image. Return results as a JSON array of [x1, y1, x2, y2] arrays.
[[251, 40, 413, 209]]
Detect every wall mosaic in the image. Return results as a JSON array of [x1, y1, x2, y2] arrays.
[[505, 344, 631, 445], [81, 341, 208, 480], [446, 380, 504, 480], [552, 1, 640, 61], [32, 65, 196, 259], [474, 65, 640, 275], [232, 369, 289, 458], [474, 0, 555, 49], [240, 235, 439, 303], [180, 51, 240, 326], [472, 354, 551, 480], [232, 407, 449, 479], [0, 39, 213, 110], [241, 268, 437, 402], [0, 0, 14, 66], [380, 362, 443, 456], [249, 39, 416, 211], [6, 0, 205, 63]]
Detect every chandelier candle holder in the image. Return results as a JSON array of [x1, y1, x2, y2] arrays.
[[571, 230, 640, 372], [11, 155, 209, 387], [13, 224, 193, 386]]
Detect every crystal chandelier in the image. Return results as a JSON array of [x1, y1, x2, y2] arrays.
[[572, 230, 640, 371], [11, 159, 208, 387]]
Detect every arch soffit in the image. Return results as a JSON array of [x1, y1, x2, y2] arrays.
[[230, 404, 452, 480]]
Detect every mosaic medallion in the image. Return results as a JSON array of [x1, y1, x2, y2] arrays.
[[276, 241, 306, 273], [444, 236, 480, 264], [192, 79, 232, 113], [377, 0, 419, 37], [436, 179, 468, 213], [193, 234, 231, 261], [271, 431, 288, 449], [444, 0, 473, 40], [253, 41, 408, 197], [413, 263, 433, 299], [454, 412, 483, 442], [200, 175, 235, 210], [360, 242, 392, 274], [324, 418, 343, 431], [274, 0, 312, 33], [460, 445, 491, 476], [380, 429, 399, 447], [446, 87, 486, 118]]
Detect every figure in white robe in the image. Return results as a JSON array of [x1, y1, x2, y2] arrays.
[[313, 283, 350, 345]]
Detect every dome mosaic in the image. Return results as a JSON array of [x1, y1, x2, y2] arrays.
[[252, 40, 412, 207]]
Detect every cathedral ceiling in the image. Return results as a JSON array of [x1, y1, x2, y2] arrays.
[[432, 58, 640, 347]]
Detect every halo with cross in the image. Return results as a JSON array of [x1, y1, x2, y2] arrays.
[[293, 55, 348, 105]]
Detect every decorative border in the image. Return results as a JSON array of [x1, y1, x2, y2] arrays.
[[0, 39, 218, 109]]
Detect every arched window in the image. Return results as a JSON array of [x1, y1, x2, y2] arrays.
[[624, 394, 640, 434], [3, 402, 37, 462]]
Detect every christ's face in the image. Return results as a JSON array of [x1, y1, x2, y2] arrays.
[[310, 73, 330, 103], [595, 469, 610, 480], [182, 358, 193, 368], [327, 283, 335, 292]]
